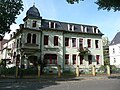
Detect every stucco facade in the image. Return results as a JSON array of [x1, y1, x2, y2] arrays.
[[2, 5, 104, 71], [109, 44, 120, 68]]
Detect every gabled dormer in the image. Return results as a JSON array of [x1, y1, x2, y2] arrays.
[[23, 5, 42, 30]]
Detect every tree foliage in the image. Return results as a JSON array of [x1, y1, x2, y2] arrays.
[[104, 58, 110, 66], [0, 0, 23, 37], [67, 0, 120, 11]]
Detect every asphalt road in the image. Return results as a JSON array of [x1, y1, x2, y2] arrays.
[[0, 78, 120, 90]]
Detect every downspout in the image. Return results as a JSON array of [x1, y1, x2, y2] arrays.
[[39, 30, 42, 64], [62, 32, 65, 71]]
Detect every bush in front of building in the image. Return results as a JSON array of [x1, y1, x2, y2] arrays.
[[110, 65, 120, 74], [1, 66, 16, 75], [22, 67, 38, 75]]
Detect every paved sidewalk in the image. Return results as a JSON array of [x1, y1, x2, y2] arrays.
[[0, 75, 111, 83]]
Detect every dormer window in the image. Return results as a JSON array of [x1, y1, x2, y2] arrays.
[[84, 27, 87, 32], [80, 25, 83, 32], [93, 27, 98, 33], [49, 22, 56, 28], [32, 21, 37, 27], [68, 24, 74, 31]]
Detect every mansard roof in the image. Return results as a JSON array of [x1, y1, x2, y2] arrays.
[[41, 19, 103, 35], [109, 32, 120, 45]]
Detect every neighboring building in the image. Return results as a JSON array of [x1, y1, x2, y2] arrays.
[[0, 39, 8, 61], [109, 32, 120, 68], [2, 5, 104, 71]]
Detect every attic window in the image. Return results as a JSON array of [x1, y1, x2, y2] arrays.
[[49, 22, 56, 28], [80, 25, 83, 32], [85, 27, 87, 32], [93, 27, 98, 33], [68, 24, 74, 31]]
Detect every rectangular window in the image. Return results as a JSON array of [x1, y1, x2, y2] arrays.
[[52, 54, 57, 64], [68, 24, 74, 31], [49, 22, 55, 28], [95, 40, 99, 48], [87, 39, 91, 48], [72, 54, 76, 64], [54, 36, 58, 46], [51, 22, 54, 28], [17, 39, 19, 48], [44, 54, 57, 64], [72, 38, 76, 47], [96, 55, 100, 64], [65, 37, 69, 46], [80, 55, 84, 64], [65, 54, 69, 65], [44, 35, 49, 45], [68, 24, 72, 30], [32, 21, 37, 27], [79, 38, 83, 48], [32, 34, 36, 44], [113, 48, 115, 54], [114, 58, 116, 63], [88, 55, 92, 65]]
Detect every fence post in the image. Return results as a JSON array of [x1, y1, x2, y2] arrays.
[[92, 65, 96, 76], [76, 65, 79, 77], [15, 66, 19, 78], [58, 65, 61, 77], [107, 65, 111, 76], [38, 65, 40, 78]]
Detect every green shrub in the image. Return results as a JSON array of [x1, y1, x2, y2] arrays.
[[1, 67, 16, 75], [98, 65, 106, 73], [22, 67, 37, 75]]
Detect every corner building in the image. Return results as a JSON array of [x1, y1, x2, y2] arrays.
[[3, 5, 104, 71]]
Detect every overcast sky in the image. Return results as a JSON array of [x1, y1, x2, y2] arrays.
[[4, 0, 120, 41]]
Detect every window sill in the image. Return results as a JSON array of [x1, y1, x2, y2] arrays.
[[24, 43, 39, 47]]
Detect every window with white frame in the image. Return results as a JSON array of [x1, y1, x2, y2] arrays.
[[113, 48, 115, 54], [114, 58, 116, 63], [119, 46, 120, 53], [96, 55, 100, 64], [65, 54, 69, 65], [87, 39, 91, 48], [32, 21, 37, 27], [27, 33, 37, 44], [65, 37, 69, 47], [95, 40, 99, 48], [72, 54, 76, 64], [68, 24, 74, 31], [72, 38, 76, 47], [49, 22, 56, 28]]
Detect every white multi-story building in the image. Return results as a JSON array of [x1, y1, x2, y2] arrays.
[[2, 5, 104, 71], [109, 32, 120, 68]]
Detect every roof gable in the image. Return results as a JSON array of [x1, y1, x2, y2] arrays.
[[110, 32, 120, 45]]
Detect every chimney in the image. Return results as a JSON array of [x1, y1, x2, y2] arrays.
[[16, 29, 19, 33], [19, 24, 24, 29], [10, 34, 12, 39], [13, 32, 16, 37]]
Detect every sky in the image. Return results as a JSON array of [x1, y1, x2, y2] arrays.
[[4, 0, 120, 41]]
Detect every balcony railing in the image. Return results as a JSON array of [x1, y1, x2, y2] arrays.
[[78, 47, 90, 55]]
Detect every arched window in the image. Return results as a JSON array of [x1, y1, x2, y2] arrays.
[[32, 34, 36, 44], [27, 33, 31, 43]]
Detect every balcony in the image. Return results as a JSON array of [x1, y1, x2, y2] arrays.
[[78, 47, 90, 55]]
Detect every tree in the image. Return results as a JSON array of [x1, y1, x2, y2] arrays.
[[67, 0, 120, 11], [0, 0, 23, 38], [104, 58, 110, 66]]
